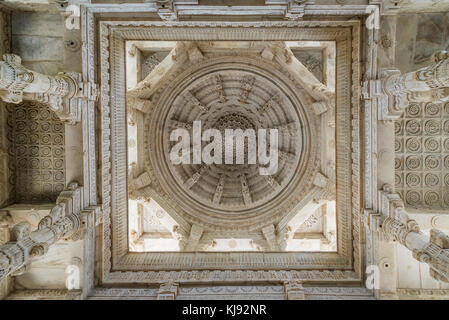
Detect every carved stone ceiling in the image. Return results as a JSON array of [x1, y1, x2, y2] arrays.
[[126, 40, 336, 252], [395, 101, 449, 209]]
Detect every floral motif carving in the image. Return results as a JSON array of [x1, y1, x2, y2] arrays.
[[7, 102, 65, 203], [395, 102, 449, 209]]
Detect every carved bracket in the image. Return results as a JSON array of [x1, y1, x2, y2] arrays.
[[284, 0, 314, 20], [156, 0, 177, 21], [0, 54, 98, 124], [365, 51, 449, 121]]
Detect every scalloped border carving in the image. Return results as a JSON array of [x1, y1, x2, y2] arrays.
[[90, 17, 362, 284]]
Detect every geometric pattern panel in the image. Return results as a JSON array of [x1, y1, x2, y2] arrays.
[[97, 20, 361, 279], [7, 102, 65, 203], [395, 102, 449, 209]]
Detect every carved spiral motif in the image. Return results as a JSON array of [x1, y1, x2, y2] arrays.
[[444, 138, 449, 151], [407, 103, 421, 117], [394, 157, 402, 170], [395, 174, 402, 186], [425, 173, 439, 187], [444, 174, 449, 186], [395, 139, 402, 152], [406, 120, 421, 135], [424, 120, 440, 135], [444, 193, 449, 206], [424, 191, 440, 206], [424, 137, 440, 152], [443, 120, 449, 134], [406, 138, 421, 153], [406, 155, 421, 170], [406, 191, 421, 206], [444, 155, 449, 169], [394, 121, 402, 135], [425, 155, 440, 170], [406, 173, 421, 187], [424, 103, 441, 117]]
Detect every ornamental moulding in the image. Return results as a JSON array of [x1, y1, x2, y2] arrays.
[[90, 17, 362, 284]]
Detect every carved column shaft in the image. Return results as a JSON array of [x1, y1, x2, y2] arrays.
[[378, 187, 449, 282], [0, 54, 97, 124], [0, 54, 77, 100], [383, 53, 449, 95], [376, 51, 449, 120]]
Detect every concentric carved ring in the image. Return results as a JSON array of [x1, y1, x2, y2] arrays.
[[143, 57, 319, 229]]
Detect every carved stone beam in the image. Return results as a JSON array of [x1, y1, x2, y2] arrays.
[[128, 42, 189, 100], [262, 224, 281, 251], [375, 185, 449, 282], [278, 198, 326, 250], [128, 171, 152, 201], [0, 54, 97, 124], [183, 224, 204, 251], [262, 42, 333, 103], [369, 51, 449, 120], [0, 182, 99, 280], [126, 96, 153, 125], [149, 208, 189, 251]]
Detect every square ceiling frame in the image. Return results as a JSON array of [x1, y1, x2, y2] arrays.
[[84, 9, 366, 285]]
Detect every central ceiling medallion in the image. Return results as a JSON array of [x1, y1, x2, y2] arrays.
[[143, 55, 320, 230]]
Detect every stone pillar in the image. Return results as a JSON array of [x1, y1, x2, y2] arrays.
[[0, 182, 99, 280], [378, 185, 449, 283], [0, 54, 97, 124], [377, 51, 449, 120]]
